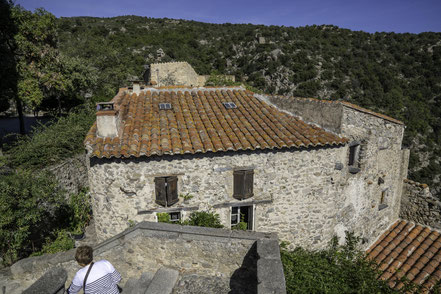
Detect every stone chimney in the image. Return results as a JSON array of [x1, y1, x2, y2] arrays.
[[133, 81, 141, 95], [96, 102, 119, 137]]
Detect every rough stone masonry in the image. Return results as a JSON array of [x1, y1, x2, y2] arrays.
[[88, 89, 409, 251]]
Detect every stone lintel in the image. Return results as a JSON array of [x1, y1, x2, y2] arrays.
[[212, 199, 273, 208]]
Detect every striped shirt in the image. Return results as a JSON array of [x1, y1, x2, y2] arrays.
[[68, 260, 121, 294]]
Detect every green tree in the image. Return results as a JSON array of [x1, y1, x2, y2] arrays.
[[3, 4, 82, 133], [0, 0, 18, 114], [0, 170, 65, 265]]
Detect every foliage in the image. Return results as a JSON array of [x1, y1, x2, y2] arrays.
[[54, 17, 441, 196], [182, 211, 224, 228], [205, 72, 241, 87], [68, 189, 92, 234], [179, 192, 194, 201], [157, 211, 224, 228], [281, 232, 424, 294], [231, 213, 248, 230], [157, 212, 172, 223], [0, 170, 65, 265], [0, 0, 17, 113], [6, 106, 95, 169], [231, 221, 248, 230], [33, 229, 74, 256]]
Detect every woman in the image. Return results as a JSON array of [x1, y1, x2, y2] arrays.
[[67, 245, 121, 294]]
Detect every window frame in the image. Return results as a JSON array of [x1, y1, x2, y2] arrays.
[[230, 205, 254, 230], [348, 141, 361, 174], [379, 188, 389, 211]]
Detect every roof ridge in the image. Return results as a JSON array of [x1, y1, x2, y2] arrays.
[[151, 61, 189, 65]]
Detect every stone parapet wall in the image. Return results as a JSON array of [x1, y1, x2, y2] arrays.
[[2, 222, 284, 294], [266, 95, 343, 133], [400, 179, 441, 229]]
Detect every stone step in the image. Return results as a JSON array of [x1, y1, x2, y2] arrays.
[[121, 277, 138, 294], [130, 271, 155, 294], [144, 267, 179, 294]]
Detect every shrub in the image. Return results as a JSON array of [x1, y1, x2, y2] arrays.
[[0, 170, 65, 265], [157, 212, 172, 223], [69, 189, 92, 234], [281, 232, 424, 294], [7, 106, 95, 169], [182, 211, 223, 228], [33, 230, 74, 256]]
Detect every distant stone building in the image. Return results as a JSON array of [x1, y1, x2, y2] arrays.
[[85, 63, 409, 250], [144, 61, 234, 87]]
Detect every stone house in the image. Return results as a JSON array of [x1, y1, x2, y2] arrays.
[[143, 61, 235, 87], [85, 81, 409, 249]]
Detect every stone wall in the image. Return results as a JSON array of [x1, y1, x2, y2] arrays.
[[89, 136, 405, 251], [149, 62, 203, 87], [400, 179, 441, 229], [1, 222, 284, 294], [46, 154, 88, 195], [267, 96, 343, 133]]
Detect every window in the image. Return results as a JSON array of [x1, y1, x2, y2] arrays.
[[231, 206, 253, 230], [154, 176, 178, 207], [348, 142, 361, 174], [169, 212, 181, 222], [379, 189, 389, 211], [222, 102, 237, 109], [233, 170, 254, 200], [159, 103, 172, 110]]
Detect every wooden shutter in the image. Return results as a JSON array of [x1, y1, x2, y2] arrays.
[[243, 170, 254, 199], [166, 176, 178, 206], [155, 177, 167, 206], [233, 170, 245, 200]]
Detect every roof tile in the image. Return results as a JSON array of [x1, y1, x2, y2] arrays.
[[368, 220, 441, 292], [85, 87, 348, 158]]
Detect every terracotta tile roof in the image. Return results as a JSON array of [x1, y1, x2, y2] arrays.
[[84, 87, 348, 159], [271, 95, 404, 125], [367, 220, 441, 292]]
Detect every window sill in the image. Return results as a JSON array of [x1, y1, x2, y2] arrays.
[[378, 204, 388, 211], [137, 205, 199, 215], [348, 167, 361, 174]]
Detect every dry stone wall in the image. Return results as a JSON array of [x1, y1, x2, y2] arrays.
[[400, 179, 441, 229], [46, 154, 88, 195]]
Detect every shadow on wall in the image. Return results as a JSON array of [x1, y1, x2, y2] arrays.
[[229, 242, 258, 294]]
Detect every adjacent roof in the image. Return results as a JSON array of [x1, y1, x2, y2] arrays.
[[367, 220, 441, 292], [84, 87, 348, 159]]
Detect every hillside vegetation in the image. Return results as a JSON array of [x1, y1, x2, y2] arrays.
[[56, 16, 441, 197]]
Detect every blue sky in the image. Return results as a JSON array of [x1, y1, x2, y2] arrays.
[[15, 0, 441, 33]]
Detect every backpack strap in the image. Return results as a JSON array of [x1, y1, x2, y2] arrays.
[[83, 262, 94, 292]]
